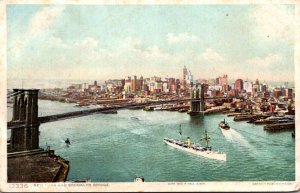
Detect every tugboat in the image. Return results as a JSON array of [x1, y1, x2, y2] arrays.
[[164, 125, 226, 161], [219, 119, 230, 130]]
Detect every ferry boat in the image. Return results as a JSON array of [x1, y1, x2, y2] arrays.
[[219, 119, 230, 130], [164, 125, 226, 161]]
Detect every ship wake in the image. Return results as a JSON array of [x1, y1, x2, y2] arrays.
[[221, 128, 254, 150]]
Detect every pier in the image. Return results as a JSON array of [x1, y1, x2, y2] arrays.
[[264, 122, 295, 132]]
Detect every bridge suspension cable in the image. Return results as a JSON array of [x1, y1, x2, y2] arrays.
[[7, 91, 24, 98]]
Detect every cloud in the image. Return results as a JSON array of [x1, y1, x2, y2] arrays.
[[200, 48, 225, 63], [247, 54, 283, 67], [75, 37, 99, 48], [252, 5, 294, 41], [166, 33, 200, 44], [9, 7, 64, 60], [29, 7, 64, 36]]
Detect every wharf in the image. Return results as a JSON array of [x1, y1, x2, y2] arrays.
[[234, 114, 269, 122], [8, 150, 69, 182], [204, 106, 227, 115], [264, 122, 295, 132], [227, 112, 248, 117]]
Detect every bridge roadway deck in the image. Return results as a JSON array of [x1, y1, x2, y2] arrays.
[[8, 97, 233, 129]]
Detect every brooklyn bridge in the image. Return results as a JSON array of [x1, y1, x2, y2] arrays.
[[7, 85, 233, 182]]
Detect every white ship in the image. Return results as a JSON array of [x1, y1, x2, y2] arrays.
[[164, 125, 226, 161]]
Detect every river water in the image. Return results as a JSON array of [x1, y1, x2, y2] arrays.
[[7, 100, 295, 182]]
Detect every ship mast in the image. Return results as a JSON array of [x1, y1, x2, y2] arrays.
[[201, 129, 211, 148], [179, 124, 182, 143]]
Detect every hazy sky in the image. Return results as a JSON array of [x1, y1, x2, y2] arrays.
[[7, 4, 295, 82]]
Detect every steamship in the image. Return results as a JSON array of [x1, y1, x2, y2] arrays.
[[164, 125, 226, 161]]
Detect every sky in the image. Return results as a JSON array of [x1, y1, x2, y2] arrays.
[[7, 4, 295, 82]]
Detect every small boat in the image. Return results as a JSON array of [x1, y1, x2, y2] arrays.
[[164, 125, 226, 161], [219, 119, 230, 130], [65, 138, 71, 145], [134, 176, 145, 182], [292, 131, 295, 138], [131, 117, 139, 120]]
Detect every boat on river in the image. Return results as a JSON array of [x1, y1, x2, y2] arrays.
[[219, 119, 230, 130], [164, 125, 226, 161]]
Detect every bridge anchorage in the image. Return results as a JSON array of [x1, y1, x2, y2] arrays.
[[7, 89, 70, 183], [188, 83, 205, 116]]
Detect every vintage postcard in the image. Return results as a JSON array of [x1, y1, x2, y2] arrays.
[[0, 0, 299, 192]]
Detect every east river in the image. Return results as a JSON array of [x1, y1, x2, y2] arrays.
[[8, 100, 295, 182]]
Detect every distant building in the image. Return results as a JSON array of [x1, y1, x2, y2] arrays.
[[222, 84, 231, 92], [137, 76, 143, 92], [252, 78, 260, 92], [131, 75, 137, 93], [261, 84, 267, 93], [183, 65, 188, 80], [273, 89, 282, 98], [218, 74, 228, 86], [124, 76, 131, 93], [235, 79, 243, 92], [284, 88, 293, 99], [229, 89, 238, 97], [244, 81, 252, 93]]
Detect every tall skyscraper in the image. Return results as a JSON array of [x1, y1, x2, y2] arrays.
[[131, 75, 137, 93], [219, 74, 228, 86], [235, 79, 244, 92], [244, 81, 253, 93], [183, 65, 188, 80]]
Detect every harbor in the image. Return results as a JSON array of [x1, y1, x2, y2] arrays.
[[7, 99, 294, 182]]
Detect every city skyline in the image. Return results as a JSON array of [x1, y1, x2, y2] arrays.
[[7, 4, 295, 82]]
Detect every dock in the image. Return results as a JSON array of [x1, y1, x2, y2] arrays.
[[204, 106, 228, 115], [264, 122, 295, 132]]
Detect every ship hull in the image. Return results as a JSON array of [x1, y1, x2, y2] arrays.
[[164, 139, 226, 161], [219, 123, 230, 130]]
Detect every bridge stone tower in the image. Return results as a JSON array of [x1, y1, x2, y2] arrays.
[[10, 89, 40, 152], [189, 83, 205, 115]]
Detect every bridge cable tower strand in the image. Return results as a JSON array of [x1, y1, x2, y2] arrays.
[[9, 89, 40, 152], [188, 83, 205, 115]]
